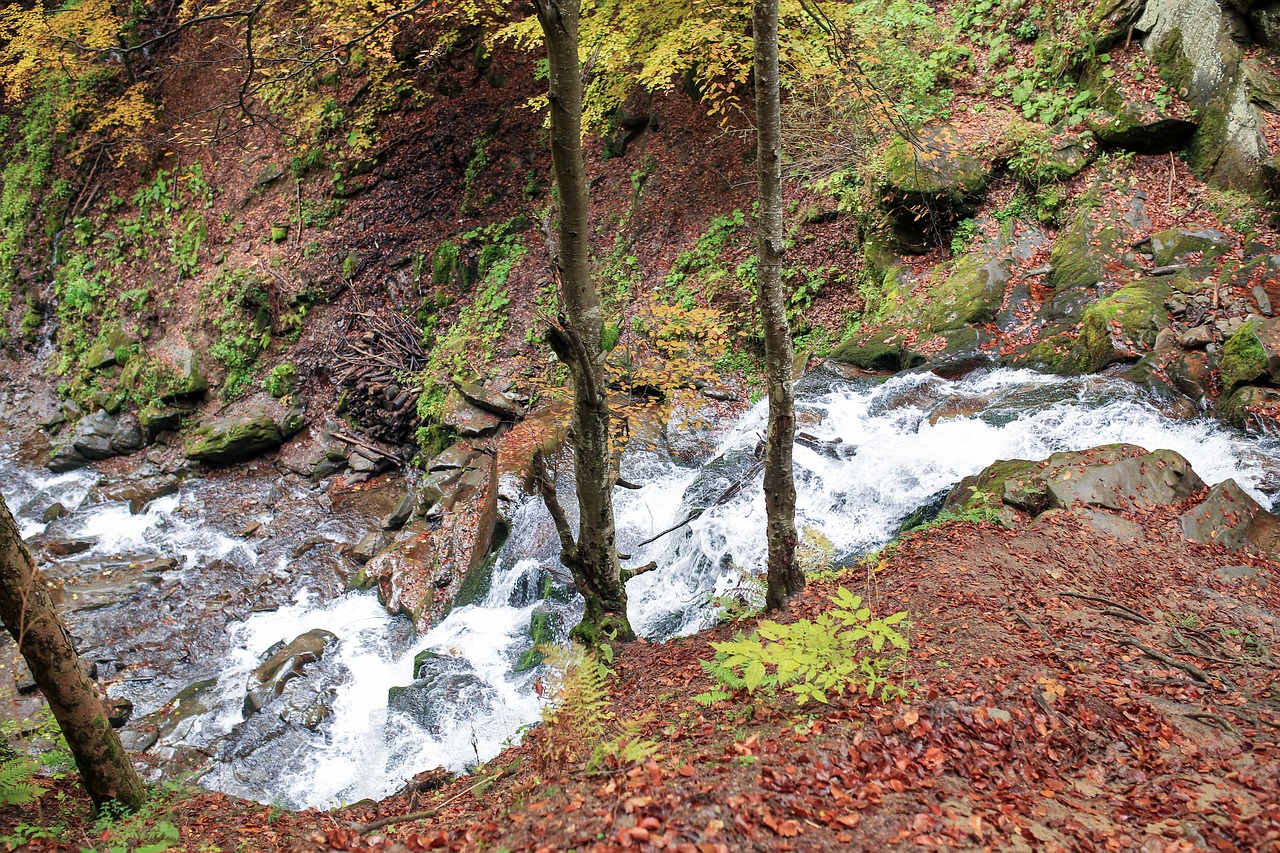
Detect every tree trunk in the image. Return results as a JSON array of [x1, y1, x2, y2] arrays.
[[0, 496, 146, 813], [533, 0, 635, 643], [754, 0, 804, 612]]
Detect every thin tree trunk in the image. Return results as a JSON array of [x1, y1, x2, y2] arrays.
[[0, 496, 146, 813], [754, 0, 803, 611], [533, 0, 635, 643]]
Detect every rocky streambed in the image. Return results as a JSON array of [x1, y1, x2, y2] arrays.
[[3, 361, 1280, 809]]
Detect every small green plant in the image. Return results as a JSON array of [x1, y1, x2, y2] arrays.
[[461, 134, 492, 210], [266, 362, 297, 397], [0, 757, 44, 805], [950, 217, 981, 255], [696, 587, 910, 707], [204, 269, 271, 399], [665, 210, 746, 296], [87, 789, 182, 853]]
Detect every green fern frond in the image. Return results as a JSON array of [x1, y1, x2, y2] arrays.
[[0, 757, 45, 805]]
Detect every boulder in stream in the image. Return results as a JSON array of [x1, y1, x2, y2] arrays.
[[244, 629, 338, 716], [185, 397, 305, 466]]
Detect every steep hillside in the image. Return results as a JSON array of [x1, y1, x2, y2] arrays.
[[1, 0, 1280, 848]]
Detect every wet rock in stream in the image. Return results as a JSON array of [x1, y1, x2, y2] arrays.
[[244, 629, 338, 716]]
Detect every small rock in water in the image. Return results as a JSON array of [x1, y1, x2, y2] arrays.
[[41, 502, 67, 523], [244, 629, 338, 716], [344, 531, 388, 565], [45, 538, 94, 556], [292, 535, 329, 558], [236, 521, 262, 538]]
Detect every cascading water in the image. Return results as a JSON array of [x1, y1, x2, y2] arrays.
[[3, 365, 1278, 809]]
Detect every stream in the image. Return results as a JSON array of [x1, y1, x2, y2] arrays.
[[2, 364, 1279, 809]]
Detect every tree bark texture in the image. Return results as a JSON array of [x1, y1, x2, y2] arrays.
[[754, 0, 804, 611], [0, 496, 146, 813], [533, 0, 635, 643]]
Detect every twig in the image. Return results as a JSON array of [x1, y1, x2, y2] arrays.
[[356, 760, 519, 834], [1102, 608, 1151, 626], [1184, 712, 1237, 734], [1168, 152, 1175, 206], [331, 431, 399, 462], [1059, 591, 1151, 624], [1117, 638, 1233, 690]]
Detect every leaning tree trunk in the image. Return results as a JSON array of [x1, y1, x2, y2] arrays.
[[533, 0, 636, 644], [0, 496, 146, 813], [754, 0, 804, 611]]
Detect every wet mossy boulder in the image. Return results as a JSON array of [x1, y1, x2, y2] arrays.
[[453, 553, 496, 609], [1067, 278, 1174, 372], [1218, 384, 1280, 431], [121, 350, 209, 403], [1219, 318, 1280, 394], [828, 327, 926, 371], [883, 127, 988, 196], [186, 416, 284, 465], [918, 251, 1012, 331], [515, 605, 560, 672], [1136, 1, 1273, 193], [880, 125, 989, 251], [1048, 209, 1124, 290], [943, 458, 1042, 516], [388, 656, 490, 733], [1148, 227, 1233, 266], [186, 399, 304, 466]]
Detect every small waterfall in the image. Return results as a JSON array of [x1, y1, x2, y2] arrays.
[[3, 366, 1278, 809], [622, 367, 1280, 638]]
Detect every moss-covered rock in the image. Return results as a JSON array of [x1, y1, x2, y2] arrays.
[[453, 553, 496, 609], [1086, 108, 1197, 154], [1138, 5, 1272, 193], [138, 403, 184, 436], [186, 415, 284, 465], [1149, 227, 1233, 266], [1067, 278, 1173, 372], [84, 326, 132, 371], [1218, 385, 1280, 431], [1048, 209, 1123, 290], [1009, 128, 1097, 186], [880, 125, 989, 251], [883, 126, 988, 196], [514, 606, 561, 673], [1219, 318, 1280, 394], [919, 252, 1011, 331], [943, 458, 1042, 515], [828, 327, 926, 371]]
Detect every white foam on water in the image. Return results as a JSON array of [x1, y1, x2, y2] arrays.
[[57, 490, 255, 570], [9, 367, 1280, 809], [624, 369, 1280, 637]]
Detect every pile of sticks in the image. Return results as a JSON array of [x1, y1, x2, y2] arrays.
[[337, 298, 426, 444]]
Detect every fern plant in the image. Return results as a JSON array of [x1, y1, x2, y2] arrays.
[[534, 645, 660, 773], [0, 757, 45, 805], [534, 644, 610, 773], [697, 587, 910, 707]]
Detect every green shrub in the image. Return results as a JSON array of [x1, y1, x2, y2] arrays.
[[266, 362, 297, 397], [696, 587, 910, 706]]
